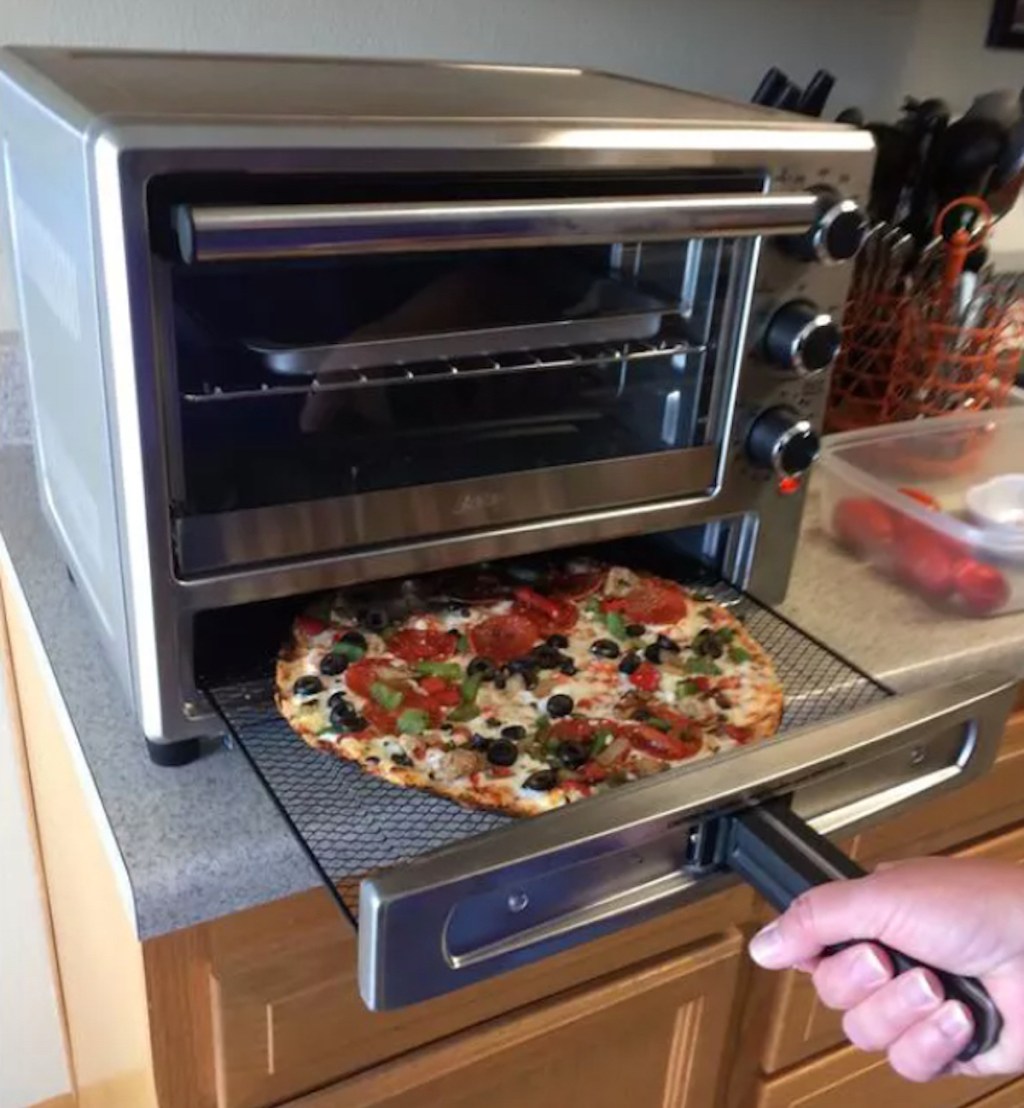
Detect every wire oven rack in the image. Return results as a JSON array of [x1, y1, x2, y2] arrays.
[[181, 337, 702, 404], [201, 572, 889, 925]]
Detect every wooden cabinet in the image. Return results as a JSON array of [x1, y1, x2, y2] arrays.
[[193, 869, 752, 1108], [288, 934, 742, 1108], [753, 821, 1024, 1108]]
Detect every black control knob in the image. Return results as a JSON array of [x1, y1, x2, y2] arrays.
[[746, 407, 820, 478], [782, 193, 868, 264], [764, 300, 842, 375]]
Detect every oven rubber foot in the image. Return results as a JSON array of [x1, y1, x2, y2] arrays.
[[146, 737, 201, 767]]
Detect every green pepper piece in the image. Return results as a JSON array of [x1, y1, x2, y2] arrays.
[[456, 634, 470, 653], [604, 611, 628, 641], [589, 727, 614, 756], [370, 681, 404, 711], [446, 702, 480, 723], [676, 679, 701, 700], [729, 645, 752, 664], [414, 660, 463, 681], [460, 673, 483, 703], [684, 656, 723, 677], [333, 639, 366, 663], [397, 708, 429, 735], [647, 718, 673, 733]]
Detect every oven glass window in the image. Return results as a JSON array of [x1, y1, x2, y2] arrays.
[[170, 235, 741, 518]]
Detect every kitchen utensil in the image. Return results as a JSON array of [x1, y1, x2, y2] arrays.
[[726, 799, 1002, 1062], [797, 69, 835, 118], [930, 117, 1006, 207], [963, 89, 1023, 131], [752, 66, 791, 107], [836, 106, 864, 127]]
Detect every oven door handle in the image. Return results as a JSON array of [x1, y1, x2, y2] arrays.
[[358, 671, 1015, 1010], [175, 191, 819, 262]]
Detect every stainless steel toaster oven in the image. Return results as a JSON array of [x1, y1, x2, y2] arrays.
[[0, 49, 1014, 1014]]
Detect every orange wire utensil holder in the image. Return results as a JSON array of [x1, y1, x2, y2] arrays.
[[826, 197, 1020, 444]]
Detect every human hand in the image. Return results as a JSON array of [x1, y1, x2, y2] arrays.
[[748, 856, 1024, 1082]]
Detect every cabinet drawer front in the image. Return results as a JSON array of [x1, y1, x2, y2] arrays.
[[761, 714, 1024, 1075], [207, 884, 750, 1108], [290, 934, 741, 1108], [756, 1049, 1013, 1108]]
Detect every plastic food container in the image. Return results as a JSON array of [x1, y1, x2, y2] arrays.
[[818, 408, 1024, 617]]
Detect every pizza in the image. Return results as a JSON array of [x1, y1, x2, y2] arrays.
[[275, 561, 783, 817]]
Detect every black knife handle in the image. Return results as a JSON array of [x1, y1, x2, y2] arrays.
[[723, 800, 1002, 1063]]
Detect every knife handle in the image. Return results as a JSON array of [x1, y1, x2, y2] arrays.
[[722, 799, 1002, 1063]]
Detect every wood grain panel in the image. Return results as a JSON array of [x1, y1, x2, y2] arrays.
[[1, 566, 158, 1108], [289, 933, 742, 1108], [962, 1076, 1024, 1105], [205, 881, 752, 1108]]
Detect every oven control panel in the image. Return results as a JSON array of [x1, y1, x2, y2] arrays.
[[745, 406, 821, 480], [780, 188, 868, 265], [763, 299, 842, 376]]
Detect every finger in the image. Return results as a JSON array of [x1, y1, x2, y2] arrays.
[[842, 967, 944, 1052], [749, 880, 885, 969], [812, 943, 893, 1010], [887, 1001, 974, 1083]]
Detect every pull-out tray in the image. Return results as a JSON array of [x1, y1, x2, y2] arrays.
[[201, 564, 889, 924]]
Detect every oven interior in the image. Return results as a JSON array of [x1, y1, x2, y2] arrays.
[[161, 172, 762, 527], [196, 528, 889, 926]]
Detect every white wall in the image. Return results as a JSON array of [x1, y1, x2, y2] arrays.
[[0, 642, 71, 1108]]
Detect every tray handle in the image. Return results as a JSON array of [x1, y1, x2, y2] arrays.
[[724, 799, 1002, 1063]]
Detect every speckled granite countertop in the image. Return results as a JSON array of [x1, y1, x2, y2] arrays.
[[0, 446, 322, 937], [2, 431, 1024, 939]]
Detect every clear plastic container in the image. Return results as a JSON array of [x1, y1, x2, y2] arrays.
[[818, 408, 1024, 617]]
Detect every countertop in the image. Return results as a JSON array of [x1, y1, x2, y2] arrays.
[[2, 442, 1024, 940]]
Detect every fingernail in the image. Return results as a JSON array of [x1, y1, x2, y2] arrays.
[[851, 947, 890, 989], [901, 968, 942, 1010], [749, 923, 783, 966], [938, 1002, 972, 1040]]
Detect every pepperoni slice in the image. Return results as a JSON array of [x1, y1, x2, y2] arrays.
[[612, 581, 688, 625], [511, 587, 578, 635], [546, 564, 607, 600], [296, 615, 328, 637], [343, 658, 392, 699], [629, 724, 701, 761], [468, 613, 539, 664], [387, 627, 457, 664]]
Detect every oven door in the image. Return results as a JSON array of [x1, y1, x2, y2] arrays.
[[163, 178, 818, 576], [199, 554, 1015, 1011]]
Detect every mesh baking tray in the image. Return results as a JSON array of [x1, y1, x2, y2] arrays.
[[200, 553, 888, 926]]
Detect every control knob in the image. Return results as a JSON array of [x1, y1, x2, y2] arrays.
[[782, 191, 868, 264], [763, 300, 842, 375], [746, 407, 820, 479]]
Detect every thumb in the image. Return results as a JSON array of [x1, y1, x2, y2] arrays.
[[749, 876, 894, 969]]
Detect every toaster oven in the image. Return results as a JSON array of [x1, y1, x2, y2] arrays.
[[0, 49, 1014, 1013]]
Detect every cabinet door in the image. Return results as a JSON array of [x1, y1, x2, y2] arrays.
[[755, 823, 1024, 1108], [759, 712, 1024, 1075], [289, 933, 741, 1108], [963, 1076, 1024, 1106]]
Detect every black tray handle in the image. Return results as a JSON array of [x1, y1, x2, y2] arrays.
[[723, 799, 1002, 1063]]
